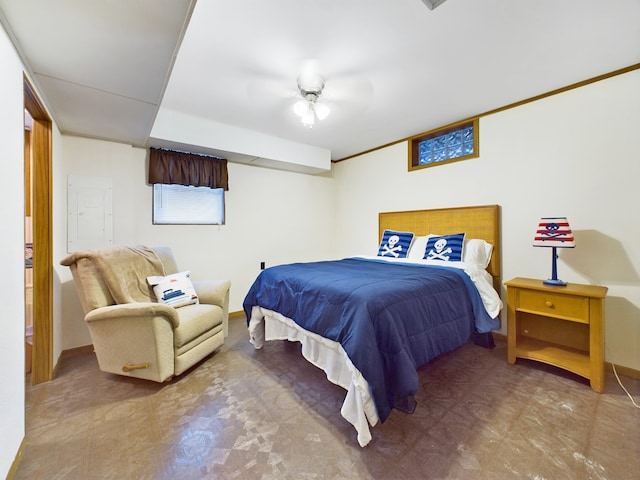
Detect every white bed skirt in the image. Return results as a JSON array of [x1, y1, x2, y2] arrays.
[[248, 306, 379, 447]]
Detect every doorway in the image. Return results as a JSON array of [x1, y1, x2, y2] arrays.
[[24, 77, 53, 385], [24, 110, 33, 373]]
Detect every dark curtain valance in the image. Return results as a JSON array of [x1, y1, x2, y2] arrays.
[[148, 148, 228, 190]]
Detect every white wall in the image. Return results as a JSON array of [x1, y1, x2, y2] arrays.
[[56, 140, 147, 348], [55, 136, 337, 349], [0, 23, 27, 478], [335, 69, 640, 371]]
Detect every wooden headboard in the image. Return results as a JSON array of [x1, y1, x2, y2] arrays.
[[379, 205, 501, 292]]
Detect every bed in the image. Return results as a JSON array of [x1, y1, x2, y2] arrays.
[[244, 204, 502, 447]]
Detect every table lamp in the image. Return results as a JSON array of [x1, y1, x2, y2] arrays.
[[533, 217, 575, 286]]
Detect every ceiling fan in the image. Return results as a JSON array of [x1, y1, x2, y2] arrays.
[[245, 58, 374, 128], [293, 74, 330, 128]]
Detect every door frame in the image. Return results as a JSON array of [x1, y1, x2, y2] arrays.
[[24, 76, 53, 385]]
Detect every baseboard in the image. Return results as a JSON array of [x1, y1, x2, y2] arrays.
[[60, 344, 95, 358], [608, 362, 640, 380], [53, 344, 95, 379], [491, 332, 640, 379], [229, 310, 245, 319], [6, 437, 25, 480], [493, 332, 506, 342]]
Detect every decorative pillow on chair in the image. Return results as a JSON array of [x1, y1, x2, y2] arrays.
[[147, 271, 199, 308], [377, 230, 414, 258], [423, 233, 465, 262]]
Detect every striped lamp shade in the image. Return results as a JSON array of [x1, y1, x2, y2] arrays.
[[533, 217, 575, 248]]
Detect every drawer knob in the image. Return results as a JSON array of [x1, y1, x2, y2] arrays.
[[545, 301, 554, 308]]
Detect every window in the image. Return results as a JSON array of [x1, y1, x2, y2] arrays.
[[408, 118, 479, 171], [148, 147, 228, 225], [153, 184, 225, 225]]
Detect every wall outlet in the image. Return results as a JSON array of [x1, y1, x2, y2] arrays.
[[260, 261, 265, 270]]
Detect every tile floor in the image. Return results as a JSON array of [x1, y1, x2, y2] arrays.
[[14, 316, 640, 479]]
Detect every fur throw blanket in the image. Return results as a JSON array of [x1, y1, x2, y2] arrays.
[[61, 245, 165, 304]]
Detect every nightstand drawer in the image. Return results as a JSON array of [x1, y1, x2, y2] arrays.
[[518, 289, 589, 323]]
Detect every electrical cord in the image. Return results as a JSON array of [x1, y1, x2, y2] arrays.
[[611, 363, 640, 408], [607, 345, 640, 409]]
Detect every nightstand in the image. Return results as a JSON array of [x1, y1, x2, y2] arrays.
[[505, 277, 608, 392]]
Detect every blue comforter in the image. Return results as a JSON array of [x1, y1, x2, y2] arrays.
[[243, 257, 498, 422]]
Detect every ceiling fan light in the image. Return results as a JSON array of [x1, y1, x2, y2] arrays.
[[293, 99, 309, 117], [294, 74, 329, 126], [301, 109, 315, 127], [314, 101, 330, 120]]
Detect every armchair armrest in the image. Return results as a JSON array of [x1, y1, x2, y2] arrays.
[[85, 302, 180, 328], [192, 279, 231, 308], [82, 301, 178, 382], [193, 279, 231, 338]]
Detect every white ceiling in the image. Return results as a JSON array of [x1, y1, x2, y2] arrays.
[[1, 0, 639, 161]]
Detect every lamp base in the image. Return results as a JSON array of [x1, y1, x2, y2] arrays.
[[544, 246, 568, 286]]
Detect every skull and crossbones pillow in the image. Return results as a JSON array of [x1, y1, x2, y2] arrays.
[[377, 230, 415, 259], [423, 233, 466, 262]]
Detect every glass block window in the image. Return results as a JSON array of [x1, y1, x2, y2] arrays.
[[409, 118, 479, 171]]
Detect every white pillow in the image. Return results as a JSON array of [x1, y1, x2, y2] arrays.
[[463, 239, 493, 268], [407, 235, 434, 261], [147, 271, 199, 308]]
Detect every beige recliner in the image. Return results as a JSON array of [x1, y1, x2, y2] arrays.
[[61, 245, 230, 382]]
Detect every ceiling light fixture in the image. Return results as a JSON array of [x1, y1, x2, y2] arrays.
[[293, 75, 330, 128]]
